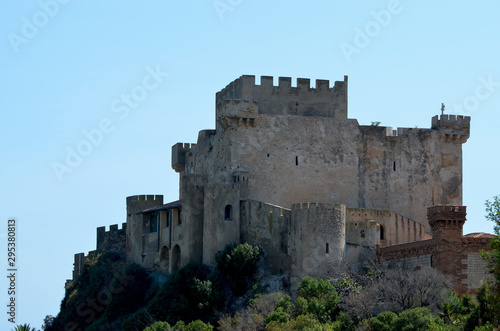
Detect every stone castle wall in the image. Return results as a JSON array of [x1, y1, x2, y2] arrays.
[[240, 199, 292, 275], [97, 223, 126, 255], [289, 203, 346, 285], [68, 76, 491, 295], [173, 76, 470, 232]]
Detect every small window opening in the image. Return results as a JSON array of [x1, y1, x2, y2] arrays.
[[393, 161, 396, 171], [178, 209, 182, 225], [150, 213, 158, 233], [238, 176, 240, 181], [326, 243, 329, 254], [267, 153, 270, 157], [166, 211, 170, 227], [225, 204, 233, 220], [295, 156, 298, 166], [380, 225, 385, 240]]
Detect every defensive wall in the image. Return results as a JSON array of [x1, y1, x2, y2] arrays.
[[289, 202, 346, 286], [97, 222, 126, 255], [378, 205, 492, 294]]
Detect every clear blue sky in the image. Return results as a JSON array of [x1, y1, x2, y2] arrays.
[[1, 0, 499, 328]]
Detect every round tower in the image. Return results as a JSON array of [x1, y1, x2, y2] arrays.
[[427, 205, 466, 243]]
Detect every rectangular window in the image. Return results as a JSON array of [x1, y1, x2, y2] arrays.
[[150, 213, 158, 233]]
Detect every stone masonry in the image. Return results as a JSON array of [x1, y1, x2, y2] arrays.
[[69, 75, 492, 293]]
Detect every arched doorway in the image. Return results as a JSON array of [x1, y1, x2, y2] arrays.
[[160, 246, 169, 271], [172, 245, 181, 273]]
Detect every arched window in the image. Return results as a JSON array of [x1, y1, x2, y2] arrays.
[[224, 204, 233, 220]]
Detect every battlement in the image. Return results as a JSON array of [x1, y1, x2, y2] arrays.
[[97, 222, 127, 236], [216, 75, 348, 119], [348, 208, 392, 218], [291, 202, 346, 210], [432, 115, 470, 130], [97, 222, 127, 254], [428, 205, 467, 223], [216, 75, 345, 100], [172, 143, 197, 173], [431, 115, 470, 143], [126, 195, 164, 204], [428, 205, 466, 243], [248, 199, 290, 216], [72, 252, 86, 282]]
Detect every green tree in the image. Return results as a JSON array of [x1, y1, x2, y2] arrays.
[[143, 321, 172, 331], [215, 242, 260, 295], [365, 307, 450, 331], [441, 291, 478, 328], [12, 324, 36, 331], [41, 315, 54, 330], [479, 195, 500, 326], [296, 277, 340, 323]]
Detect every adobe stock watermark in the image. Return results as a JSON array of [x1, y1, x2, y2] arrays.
[[213, 0, 243, 21], [339, 0, 406, 63], [51, 65, 168, 182], [7, 0, 72, 53], [449, 75, 500, 115], [64, 270, 135, 331]]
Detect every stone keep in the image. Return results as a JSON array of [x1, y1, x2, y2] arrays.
[[167, 75, 469, 276]]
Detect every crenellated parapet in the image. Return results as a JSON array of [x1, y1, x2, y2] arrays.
[[291, 202, 345, 211], [431, 115, 470, 143], [172, 143, 197, 173], [216, 75, 348, 119], [126, 195, 164, 205], [97, 222, 127, 254], [428, 205, 466, 244]]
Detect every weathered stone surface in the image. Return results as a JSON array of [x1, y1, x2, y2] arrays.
[[69, 75, 490, 294]]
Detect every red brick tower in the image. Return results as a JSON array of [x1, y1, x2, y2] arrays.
[[428, 205, 467, 293]]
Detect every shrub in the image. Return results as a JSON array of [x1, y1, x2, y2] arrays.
[[297, 277, 340, 323], [143, 321, 172, 331], [215, 243, 260, 295], [145, 262, 224, 325], [265, 307, 290, 325], [47, 252, 153, 331]]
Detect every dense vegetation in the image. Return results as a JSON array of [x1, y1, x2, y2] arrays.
[[36, 196, 500, 331]]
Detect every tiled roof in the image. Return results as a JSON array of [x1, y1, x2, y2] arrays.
[[463, 232, 495, 239], [137, 200, 182, 214]]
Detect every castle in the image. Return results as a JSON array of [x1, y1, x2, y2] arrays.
[[71, 75, 493, 293]]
